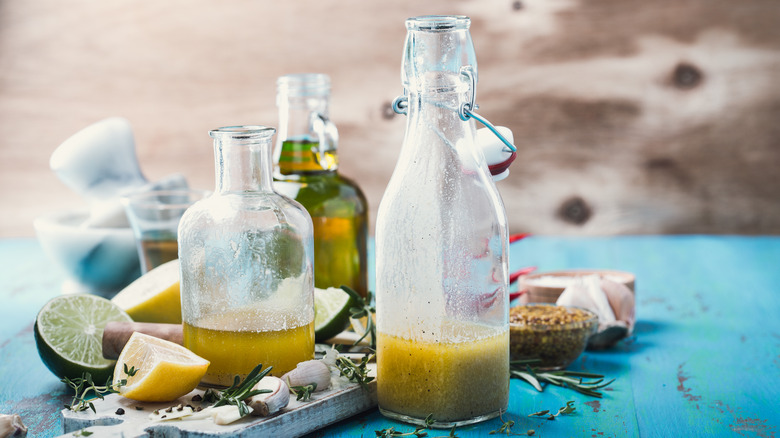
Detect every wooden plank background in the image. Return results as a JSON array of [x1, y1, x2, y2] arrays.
[[1, 0, 779, 237]]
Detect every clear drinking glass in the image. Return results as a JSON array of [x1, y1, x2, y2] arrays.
[[273, 73, 369, 298], [122, 189, 208, 273], [375, 15, 510, 427], [178, 126, 315, 387]]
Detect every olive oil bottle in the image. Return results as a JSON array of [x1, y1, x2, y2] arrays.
[[274, 74, 369, 298]]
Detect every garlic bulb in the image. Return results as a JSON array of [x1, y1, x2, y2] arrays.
[[557, 275, 635, 349], [281, 360, 331, 392], [0, 414, 26, 438], [248, 376, 290, 417]]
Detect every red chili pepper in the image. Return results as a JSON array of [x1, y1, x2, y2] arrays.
[[508, 265, 536, 302], [510, 266, 537, 284], [509, 289, 528, 301], [509, 233, 531, 244]]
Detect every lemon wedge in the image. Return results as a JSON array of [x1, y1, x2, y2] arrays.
[[112, 259, 182, 324], [115, 332, 209, 402]]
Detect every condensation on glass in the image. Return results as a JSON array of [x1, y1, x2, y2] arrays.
[[179, 125, 315, 387], [375, 16, 510, 427]]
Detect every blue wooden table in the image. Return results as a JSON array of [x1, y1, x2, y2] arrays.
[[1, 236, 778, 437]]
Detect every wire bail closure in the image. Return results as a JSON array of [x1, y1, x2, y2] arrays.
[[392, 94, 408, 116], [391, 68, 517, 153]]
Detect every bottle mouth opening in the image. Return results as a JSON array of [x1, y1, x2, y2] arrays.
[[406, 15, 470, 32], [277, 73, 331, 96], [209, 125, 276, 140]]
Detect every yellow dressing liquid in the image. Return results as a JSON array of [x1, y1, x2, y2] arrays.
[[184, 310, 314, 387], [377, 321, 509, 424]]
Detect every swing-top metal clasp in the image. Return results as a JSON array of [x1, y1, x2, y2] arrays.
[[390, 67, 517, 154]]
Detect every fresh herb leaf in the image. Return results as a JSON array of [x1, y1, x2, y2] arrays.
[[289, 381, 317, 401], [557, 401, 576, 416], [123, 363, 138, 377], [490, 418, 515, 435], [375, 414, 454, 437], [527, 401, 577, 421], [490, 411, 525, 436], [202, 388, 220, 404], [210, 363, 273, 417], [510, 361, 614, 397], [62, 369, 135, 413], [72, 429, 93, 437], [341, 286, 376, 349], [336, 352, 375, 390], [527, 410, 549, 417]]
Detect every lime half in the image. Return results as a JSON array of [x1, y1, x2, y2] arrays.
[[34, 294, 133, 382], [314, 287, 354, 342]]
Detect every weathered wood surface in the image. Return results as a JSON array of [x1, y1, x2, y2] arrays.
[[1, 0, 779, 236], [59, 379, 377, 437]]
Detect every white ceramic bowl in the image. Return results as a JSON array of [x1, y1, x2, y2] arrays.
[[33, 210, 141, 295]]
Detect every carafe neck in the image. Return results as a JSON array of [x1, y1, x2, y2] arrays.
[[210, 126, 276, 194]]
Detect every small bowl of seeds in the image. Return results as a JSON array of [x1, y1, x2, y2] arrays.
[[509, 304, 597, 370]]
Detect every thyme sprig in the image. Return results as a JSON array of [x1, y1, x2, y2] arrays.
[[489, 411, 517, 435], [204, 363, 273, 417], [528, 401, 577, 420], [375, 414, 458, 437], [62, 364, 139, 413], [335, 352, 375, 390], [289, 382, 317, 401], [340, 285, 376, 349], [510, 360, 614, 398]]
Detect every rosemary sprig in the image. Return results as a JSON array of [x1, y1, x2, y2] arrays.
[[208, 363, 273, 417], [341, 285, 376, 349], [289, 382, 317, 401], [376, 414, 457, 437], [62, 364, 139, 413], [510, 360, 614, 398], [335, 352, 375, 390]]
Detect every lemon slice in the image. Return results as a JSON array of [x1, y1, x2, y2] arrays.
[[115, 332, 209, 402], [314, 287, 354, 342], [112, 259, 181, 324]]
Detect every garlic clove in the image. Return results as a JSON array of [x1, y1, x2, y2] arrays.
[[213, 406, 243, 425], [248, 376, 290, 417], [0, 414, 27, 438], [281, 360, 331, 392]]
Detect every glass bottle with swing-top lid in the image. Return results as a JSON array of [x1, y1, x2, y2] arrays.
[[375, 15, 512, 427]]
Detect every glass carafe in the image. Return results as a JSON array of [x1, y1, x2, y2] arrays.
[[179, 125, 315, 387], [273, 73, 369, 298], [375, 16, 510, 427]]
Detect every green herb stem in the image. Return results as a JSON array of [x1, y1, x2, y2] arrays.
[[510, 362, 614, 398], [341, 286, 376, 349]]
